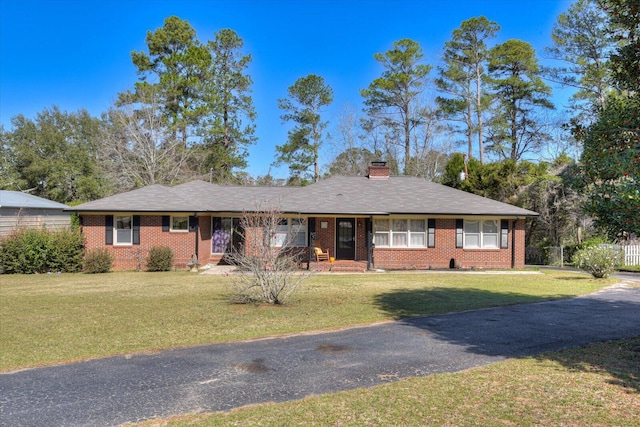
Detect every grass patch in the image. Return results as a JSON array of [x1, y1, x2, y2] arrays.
[[0, 270, 614, 371], [137, 337, 640, 426]]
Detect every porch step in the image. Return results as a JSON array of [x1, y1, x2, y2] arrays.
[[310, 261, 368, 273]]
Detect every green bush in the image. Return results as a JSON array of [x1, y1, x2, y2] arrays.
[[0, 228, 85, 274], [48, 229, 85, 273], [573, 245, 623, 278], [83, 248, 114, 274], [146, 246, 174, 272]]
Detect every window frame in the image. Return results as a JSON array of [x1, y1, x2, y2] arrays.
[[289, 218, 307, 247], [374, 218, 431, 248], [170, 215, 189, 232], [271, 218, 307, 248], [114, 214, 133, 246], [211, 216, 239, 254], [463, 219, 500, 249]]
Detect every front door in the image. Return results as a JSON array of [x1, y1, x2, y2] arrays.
[[335, 218, 356, 260]]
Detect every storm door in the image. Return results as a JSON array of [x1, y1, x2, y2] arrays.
[[335, 218, 356, 260], [212, 217, 243, 255]]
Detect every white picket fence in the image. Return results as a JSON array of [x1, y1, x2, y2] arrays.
[[604, 245, 640, 266], [621, 245, 640, 266]]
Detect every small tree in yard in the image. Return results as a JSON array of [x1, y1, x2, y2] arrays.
[[573, 245, 623, 278], [225, 206, 311, 304]]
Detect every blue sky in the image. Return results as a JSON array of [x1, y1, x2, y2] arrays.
[[1, 0, 573, 178]]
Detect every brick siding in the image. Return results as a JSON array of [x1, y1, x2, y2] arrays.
[[82, 214, 212, 270], [82, 214, 526, 271], [372, 218, 525, 270], [311, 217, 525, 270]]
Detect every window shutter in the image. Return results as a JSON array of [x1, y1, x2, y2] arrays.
[[455, 219, 463, 248], [133, 215, 140, 245], [189, 216, 198, 232], [501, 219, 509, 249], [162, 215, 170, 232], [428, 218, 436, 248], [105, 215, 113, 245]]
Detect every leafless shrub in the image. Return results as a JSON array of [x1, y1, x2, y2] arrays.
[[224, 206, 312, 304]]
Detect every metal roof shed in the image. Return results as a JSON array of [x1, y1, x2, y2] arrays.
[[0, 191, 71, 236]]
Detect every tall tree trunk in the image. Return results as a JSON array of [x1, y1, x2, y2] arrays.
[[475, 65, 485, 164], [404, 105, 411, 175], [467, 97, 473, 160]]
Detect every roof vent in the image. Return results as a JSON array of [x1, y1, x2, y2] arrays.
[[368, 161, 390, 180]]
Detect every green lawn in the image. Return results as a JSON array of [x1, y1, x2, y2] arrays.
[[0, 270, 613, 372]]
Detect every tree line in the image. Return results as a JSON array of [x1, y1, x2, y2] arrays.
[[0, 0, 637, 247]]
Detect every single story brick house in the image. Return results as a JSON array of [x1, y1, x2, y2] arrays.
[[70, 163, 537, 271]]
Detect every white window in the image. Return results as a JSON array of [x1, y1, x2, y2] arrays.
[[482, 220, 499, 248], [374, 218, 429, 248], [410, 219, 426, 247], [271, 218, 307, 247], [392, 219, 407, 246], [171, 216, 189, 231], [115, 215, 132, 245], [272, 219, 289, 247], [290, 218, 307, 247], [464, 219, 499, 249], [464, 220, 481, 248], [374, 219, 390, 247]]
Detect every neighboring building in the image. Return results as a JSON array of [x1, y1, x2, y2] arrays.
[[71, 163, 538, 271], [0, 191, 71, 237]]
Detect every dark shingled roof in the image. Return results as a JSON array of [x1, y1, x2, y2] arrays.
[[68, 184, 201, 212], [71, 177, 537, 217]]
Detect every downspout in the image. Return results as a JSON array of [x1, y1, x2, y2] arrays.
[[194, 213, 199, 264], [511, 217, 518, 269], [367, 215, 374, 271]]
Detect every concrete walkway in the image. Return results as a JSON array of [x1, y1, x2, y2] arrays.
[[1, 278, 639, 427]]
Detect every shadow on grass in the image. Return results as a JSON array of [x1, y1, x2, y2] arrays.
[[375, 286, 640, 393], [535, 337, 640, 393], [374, 287, 572, 319]]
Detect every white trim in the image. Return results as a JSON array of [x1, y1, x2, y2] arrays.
[[170, 215, 189, 232], [373, 218, 429, 248], [463, 219, 499, 249], [272, 218, 307, 248], [114, 214, 133, 246]]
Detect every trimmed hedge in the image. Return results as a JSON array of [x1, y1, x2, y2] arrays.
[[0, 228, 84, 274]]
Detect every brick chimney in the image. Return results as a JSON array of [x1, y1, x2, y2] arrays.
[[368, 161, 390, 180]]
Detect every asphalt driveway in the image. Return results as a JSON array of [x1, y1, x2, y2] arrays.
[[1, 278, 640, 427]]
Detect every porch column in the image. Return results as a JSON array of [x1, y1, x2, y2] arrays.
[[307, 217, 316, 270], [367, 216, 374, 270], [511, 217, 518, 269]]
